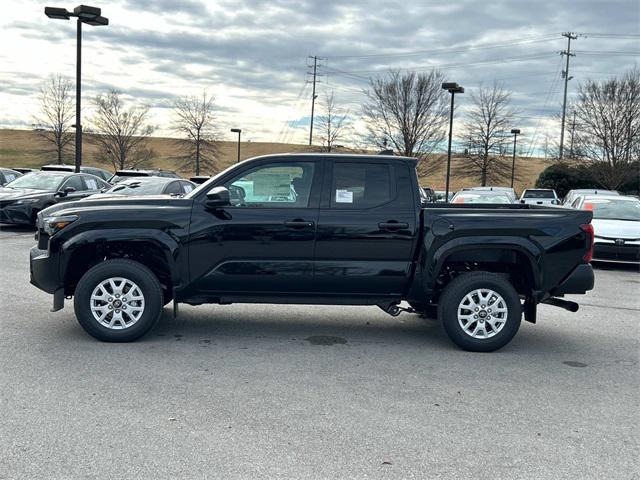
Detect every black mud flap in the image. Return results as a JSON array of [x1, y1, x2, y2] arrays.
[[524, 298, 537, 324], [51, 288, 64, 312]]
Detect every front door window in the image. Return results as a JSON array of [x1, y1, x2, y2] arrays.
[[226, 163, 315, 208]]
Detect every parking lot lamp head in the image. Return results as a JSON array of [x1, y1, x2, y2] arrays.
[[45, 7, 71, 19]]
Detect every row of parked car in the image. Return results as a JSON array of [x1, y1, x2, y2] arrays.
[[0, 164, 212, 227], [420, 185, 639, 265], [1, 163, 638, 265]]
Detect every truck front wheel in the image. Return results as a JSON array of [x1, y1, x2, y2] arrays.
[[438, 272, 522, 352], [74, 259, 164, 342]]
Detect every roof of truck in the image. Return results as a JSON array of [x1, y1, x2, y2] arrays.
[[247, 152, 419, 164]]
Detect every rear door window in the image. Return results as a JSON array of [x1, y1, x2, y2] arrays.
[[331, 162, 392, 209], [83, 176, 101, 191]]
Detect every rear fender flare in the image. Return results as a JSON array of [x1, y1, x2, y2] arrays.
[[428, 236, 543, 291]]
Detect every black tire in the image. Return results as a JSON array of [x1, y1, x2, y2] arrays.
[[73, 259, 164, 342], [438, 272, 522, 352]]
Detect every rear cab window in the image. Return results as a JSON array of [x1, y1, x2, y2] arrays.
[[524, 190, 555, 199]]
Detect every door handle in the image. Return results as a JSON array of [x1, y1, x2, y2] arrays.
[[378, 221, 409, 231], [284, 220, 314, 229]]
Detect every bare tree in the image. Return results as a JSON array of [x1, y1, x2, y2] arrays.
[[171, 91, 218, 175], [462, 82, 516, 186], [316, 92, 349, 152], [33, 75, 75, 163], [573, 67, 640, 189], [362, 70, 449, 157], [89, 91, 155, 170]]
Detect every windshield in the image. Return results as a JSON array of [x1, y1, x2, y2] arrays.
[[106, 180, 167, 195], [110, 174, 151, 183], [184, 163, 242, 199], [524, 190, 555, 199], [586, 199, 640, 221], [453, 193, 511, 204], [5, 173, 65, 190]]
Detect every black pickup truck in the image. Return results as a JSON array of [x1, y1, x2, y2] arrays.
[[30, 153, 595, 351]]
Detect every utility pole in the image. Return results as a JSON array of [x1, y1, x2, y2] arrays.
[[559, 32, 577, 161], [308, 56, 319, 146]]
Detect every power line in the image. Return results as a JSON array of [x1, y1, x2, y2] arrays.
[[325, 52, 557, 79], [322, 33, 561, 59], [525, 56, 564, 157]]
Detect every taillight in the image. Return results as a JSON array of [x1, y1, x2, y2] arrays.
[[580, 223, 594, 262]]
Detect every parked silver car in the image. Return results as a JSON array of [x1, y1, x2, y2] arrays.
[[464, 186, 517, 203], [571, 194, 640, 264], [562, 188, 619, 206]]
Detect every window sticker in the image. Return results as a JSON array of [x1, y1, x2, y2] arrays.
[[336, 189, 353, 203]]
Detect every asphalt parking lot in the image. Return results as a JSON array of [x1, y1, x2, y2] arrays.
[[1, 224, 638, 480]]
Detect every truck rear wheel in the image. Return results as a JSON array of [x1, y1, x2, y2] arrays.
[[74, 259, 164, 342], [438, 272, 522, 352]]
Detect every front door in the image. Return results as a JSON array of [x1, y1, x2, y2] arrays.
[[188, 160, 321, 295]]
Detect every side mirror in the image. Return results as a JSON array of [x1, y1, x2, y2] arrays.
[[205, 186, 231, 208], [551, 199, 559, 205], [56, 186, 76, 197], [520, 199, 525, 204]]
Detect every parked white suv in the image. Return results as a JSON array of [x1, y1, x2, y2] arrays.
[[519, 189, 559, 206]]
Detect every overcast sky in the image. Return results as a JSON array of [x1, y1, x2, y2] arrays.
[[1, 0, 638, 153]]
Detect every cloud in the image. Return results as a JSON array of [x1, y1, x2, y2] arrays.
[[0, 0, 638, 146]]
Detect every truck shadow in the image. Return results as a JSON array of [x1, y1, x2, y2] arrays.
[[137, 305, 588, 355], [149, 305, 454, 350]]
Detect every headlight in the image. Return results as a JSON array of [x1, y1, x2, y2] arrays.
[[43, 214, 79, 236], [14, 198, 39, 205]]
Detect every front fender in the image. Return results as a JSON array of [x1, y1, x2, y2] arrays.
[[58, 229, 183, 288]]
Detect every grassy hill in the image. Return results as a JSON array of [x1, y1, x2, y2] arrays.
[[0, 129, 551, 192]]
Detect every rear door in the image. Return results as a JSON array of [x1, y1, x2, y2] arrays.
[[314, 159, 419, 296]]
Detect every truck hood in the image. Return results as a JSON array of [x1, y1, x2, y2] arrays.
[[592, 218, 640, 240], [40, 196, 193, 218]]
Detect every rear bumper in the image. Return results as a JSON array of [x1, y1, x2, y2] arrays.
[[552, 263, 595, 296], [30, 245, 61, 294]]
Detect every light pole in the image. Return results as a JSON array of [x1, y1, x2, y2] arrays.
[[231, 128, 242, 163], [510, 129, 521, 188], [45, 5, 108, 173], [442, 82, 464, 203]]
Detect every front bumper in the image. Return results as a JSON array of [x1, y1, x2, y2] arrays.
[[552, 263, 595, 296], [593, 240, 640, 264], [30, 245, 61, 294], [0, 203, 35, 225]]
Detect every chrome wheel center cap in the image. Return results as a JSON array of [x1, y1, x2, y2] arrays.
[[112, 299, 122, 308]]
